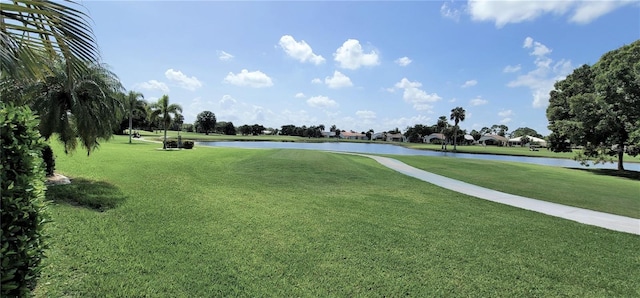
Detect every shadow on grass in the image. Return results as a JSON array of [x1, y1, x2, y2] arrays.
[[572, 168, 640, 181], [45, 178, 126, 211]]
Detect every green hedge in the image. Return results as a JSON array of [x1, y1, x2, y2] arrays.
[[1, 104, 49, 296]]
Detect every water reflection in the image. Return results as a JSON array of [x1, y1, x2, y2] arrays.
[[196, 141, 640, 171]]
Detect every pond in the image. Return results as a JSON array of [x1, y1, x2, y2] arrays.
[[196, 141, 640, 171]]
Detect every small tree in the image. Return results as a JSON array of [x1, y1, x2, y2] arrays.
[[450, 106, 466, 151], [195, 111, 216, 135], [520, 136, 531, 147], [150, 95, 182, 149]]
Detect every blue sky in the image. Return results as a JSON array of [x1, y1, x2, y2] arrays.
[[82, 0, 639, 135]]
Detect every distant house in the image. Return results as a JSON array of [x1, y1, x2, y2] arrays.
[[371, 132, 385, 141], [322, 131, 336, 138], [423, 133, 445, 144], [386, 133, 406, 142], [463, 134, 475, 145], [340, 131, 367, 140], [508, 135, 547, 147], [478, 134, 508, 146]]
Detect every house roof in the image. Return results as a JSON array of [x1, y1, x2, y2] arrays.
[[464, 134, 474, 141], [340, 131, 365, 138], [478, 134, 509, 142], [508, 135, 547, 144], [424, 133, 445, 140]]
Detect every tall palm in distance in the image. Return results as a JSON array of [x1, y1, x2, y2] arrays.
[[450, 106, 466, 151], [123, 90, 145, 143], [151, 95, 183, 149], [437, 115, 449, 150]]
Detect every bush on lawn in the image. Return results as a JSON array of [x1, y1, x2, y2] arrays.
[[183, 141, 194, 149], [1, 103, 49, 297]]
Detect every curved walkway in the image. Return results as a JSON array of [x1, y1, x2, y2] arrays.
[[340, 153, 640, 235]]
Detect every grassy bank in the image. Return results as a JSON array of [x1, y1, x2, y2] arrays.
[[390, 155, 640, 218], [36, 137, 639, 296]]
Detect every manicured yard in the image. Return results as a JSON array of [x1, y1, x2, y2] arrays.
[[390, 155, 640, 218], [36, 137, 639, 296]]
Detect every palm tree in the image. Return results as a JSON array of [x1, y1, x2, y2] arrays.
[[436, 115, 449, 150], [123, 91, 145, 143], [2, 1, 102, 295], [1, 1, 99, 82], [151, 95, 183, 149], [29, 59, 124, 154], [450, 106, 466, 151]]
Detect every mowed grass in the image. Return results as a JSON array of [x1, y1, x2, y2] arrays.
[[390, 155, 640, 219], [36, 137, 639, 296], [404, 143, 640, 162]]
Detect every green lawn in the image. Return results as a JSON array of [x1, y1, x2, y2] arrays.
[[404, 143, 640, 163], [36, 137, 639, 296], [389, 155, 640, 218]]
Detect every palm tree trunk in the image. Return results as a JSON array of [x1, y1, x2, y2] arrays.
[[163, 123, 168, 150], [617, 141, 624, 171], [128, 113, 133, 144], [454, 128, 458, 151]]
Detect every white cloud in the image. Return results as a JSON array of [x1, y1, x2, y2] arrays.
[[307, 96, 338, 109], [224, 69, 274, 88], [165, 69, 202, 91], [500, 117, 512, 124], [135, 80, 169, 93], [356, 110, 377, 120], [440, 1, 461, 22], [395, 56, 412, 66], [325, 71, 353, 89], [469, 96, 488, 106], [461, 79, 478, 88], [279, 35, 325, 65], [219, 94, 237, 110], [523, 36, 552, 57], [384, 115, 432, 129], [503, 64, 521, 73], [467, 0, 633, 27], [498, 109, 514, 117], [294, 92, 306, 98], [507, 37, 573, 108], [334, 39, 380, 70], [393, 78, 442, 112], [570, 0, 633, 24], [217, 50, 234, 61], [311, 78, 322, 84]]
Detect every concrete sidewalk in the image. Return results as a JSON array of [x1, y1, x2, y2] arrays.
[[341, 153, 639, 235]]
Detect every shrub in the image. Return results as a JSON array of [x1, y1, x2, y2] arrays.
[[1, 104, 49, 297], [183, 140, 194, 149], [42, 144, 55, 176], [165, 140, 178, 148]]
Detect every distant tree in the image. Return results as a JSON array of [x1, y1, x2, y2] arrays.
[[365, 129, 374, 140], [547, 41, 640, 170], [281, 125, 296, 135], [195, 111, 216, 135], [150, 95, 183, 149], [520, 136, 531, 147], [480, 126, 492, 135], [470, 129, 482, 141], [170, 113, 184, 131], [330, 124, 337, 132], [511, 127, 542, 138], [251, 124, 265, 136], [239, 124, 252, 136], [223, 122, 236, 135], [334, 128, 341, 138], [123, 91, 145, 143], [450, 106, 466, 151], [436, 116, 450, 150], [214, 121, 227, 134]]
